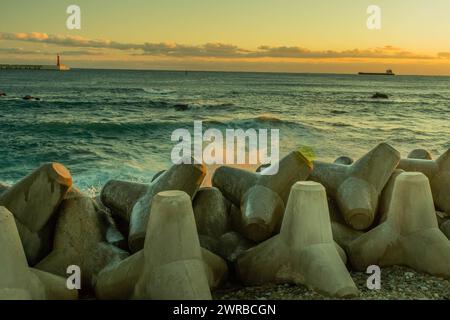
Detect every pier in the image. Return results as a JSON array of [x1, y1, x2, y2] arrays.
[[0, 54, 70, 71]]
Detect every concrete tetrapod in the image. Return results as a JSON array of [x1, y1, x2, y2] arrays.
[[0, 182, 9, 196], [193, 187, 230, 238], [218, 231, 256, 263], [398, 149, 450, 214], [95, 191, 214, 300], [235, 181, 358, 298], [35, 190, 129, 290], [0, 207, 78, 300], [95, 248, 225, 299], [0, 163, 73, 265], [212, 151, 313, 242], [102, 162, 206, 252], [408, 149, 432, 160], [94, 197, 128, 250], [441, 220, 450, 240], [334, 156, 354, 165], [199, 234, 221, 254], [310, 143, 400, 230], [346, 172, 450, 278], [100, 180, 148, 223], [436, 211, 448, 227]]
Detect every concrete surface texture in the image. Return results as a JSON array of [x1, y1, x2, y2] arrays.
[[0, 163, 72, 265], [398, 149, 450, 214], [193, 187, 231, 238], [310, 143, 401, 231], [129, 162, 206, 252], [95, 191, 214, 299], [235, 181, 358, 298], [35, 190, 129, 289], [0, 206, 77, 300], [346, 172, 450, 278], [212, 151, 313, 242]]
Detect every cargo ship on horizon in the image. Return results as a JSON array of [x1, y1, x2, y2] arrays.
[[0, 54, 70, 71], [358, 69, 395, 76]]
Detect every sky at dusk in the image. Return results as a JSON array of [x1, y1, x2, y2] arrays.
[[1, 0, 450, 74]]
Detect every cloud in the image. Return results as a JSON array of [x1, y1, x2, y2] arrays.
[[0, 31, 443, 61], [0, 47, 45, 55], [138, 42, 252, 58], [0, 46, 103, 57], [60, 50, 103, 56], [250, 46, 434, 60], [438, 52, 450, 58], [376, 45, 403, 51], [0, 32, 141, 51]]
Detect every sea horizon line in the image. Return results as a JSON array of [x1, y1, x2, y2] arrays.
[[2, 65, 449, 77]]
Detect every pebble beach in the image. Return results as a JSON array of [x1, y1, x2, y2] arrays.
[[214, 266, 450, 300]]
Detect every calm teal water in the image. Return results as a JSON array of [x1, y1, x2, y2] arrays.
[[0, 69, 449, 191]]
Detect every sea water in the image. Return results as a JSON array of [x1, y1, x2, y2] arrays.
[[0, 69, 449, 192]]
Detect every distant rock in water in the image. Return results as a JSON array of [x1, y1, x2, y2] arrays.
[[371, 92, 389, 99], [255, 114, 282, 123], [0, 92, 6, 97], [23, 95, 40, 101], [174, 104, 189, 111]]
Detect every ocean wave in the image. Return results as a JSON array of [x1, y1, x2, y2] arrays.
[[401, 93, 448, 100], [186, 102, 237, 111], [254, 114, 283, 122], [0, 116, 307, 141], [0, 120, 194, 136], [329, 110, 348, 115], [143, 88, 177, 95], [106, 87, 148, 94], [330, 122, 351, 127], [54, 86, 149, 95], [223, 115, 302, 128]]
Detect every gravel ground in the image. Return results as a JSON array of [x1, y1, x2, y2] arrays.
[[213, 266, 450, 300]]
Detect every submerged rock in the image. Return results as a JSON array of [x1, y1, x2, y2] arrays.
[[174, 104, 189, 111], [22, 95, 40, 101], [371, 92, 389, 99]]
